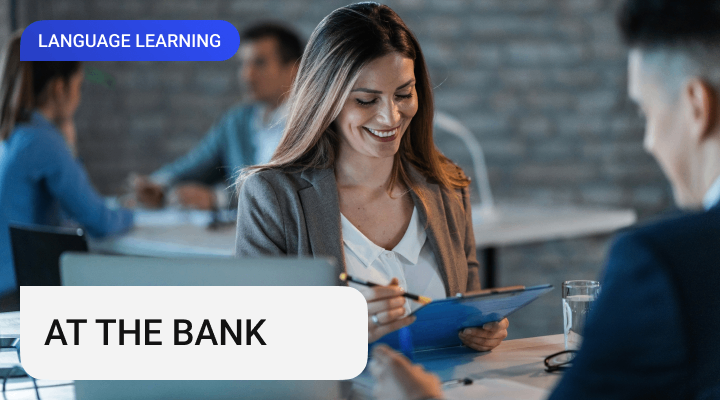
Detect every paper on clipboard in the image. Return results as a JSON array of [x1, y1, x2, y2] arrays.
[[378, 284, 554, 352], [444, 378, 549, 400]]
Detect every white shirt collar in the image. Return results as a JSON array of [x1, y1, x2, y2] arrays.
[[702, 174, 720, 210], [340, 207, 427, 267], [392, 207, 426, 264], [340, 214, 384, 267]]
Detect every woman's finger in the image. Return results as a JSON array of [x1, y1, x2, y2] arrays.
[[460, 326, 508, 340], [459, 336, 493, 351], [367, 296, 406, 314], [368, 306, 406, 327], [482, 318, 510, 331], [355, 283, 405, 302], [459, 334, 504, 351]]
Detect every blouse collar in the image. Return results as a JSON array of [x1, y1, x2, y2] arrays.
[[340, 206, 427, 267]]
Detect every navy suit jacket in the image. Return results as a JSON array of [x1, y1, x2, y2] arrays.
[[549, 204, 720, 399]]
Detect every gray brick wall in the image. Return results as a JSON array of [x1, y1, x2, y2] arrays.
[[0, 0, 10, 55], [12, 0, 674, 339]]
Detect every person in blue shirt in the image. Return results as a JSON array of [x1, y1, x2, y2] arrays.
[[0, 33, 134, 297], [369, 0, 720, 399], [132, 23, 303, 210]]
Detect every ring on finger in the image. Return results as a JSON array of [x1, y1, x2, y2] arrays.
[[371, 314, 380, 326]]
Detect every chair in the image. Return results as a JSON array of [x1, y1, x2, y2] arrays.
[[434, 112, 503, 287], [433, 111, 496, 221], [9, 224, 88, 287]]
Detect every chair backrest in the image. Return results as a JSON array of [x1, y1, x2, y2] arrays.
[[433, 111, 495, 214], [9, 224, 88, 287]]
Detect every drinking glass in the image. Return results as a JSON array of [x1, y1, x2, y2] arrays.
[[562, 280, 600, 351]]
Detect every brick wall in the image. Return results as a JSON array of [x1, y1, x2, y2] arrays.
[[13, 0, 674, 338], [0, 0, 9, 55]]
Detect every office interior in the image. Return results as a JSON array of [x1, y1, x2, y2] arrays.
[[0, 0, 672, 342]]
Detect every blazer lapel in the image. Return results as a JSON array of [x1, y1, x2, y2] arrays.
[[406, 165, 459, 297], [298, 168, 346, 283]]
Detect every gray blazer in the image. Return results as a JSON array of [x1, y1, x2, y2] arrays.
[[235, 164, 482, 297]]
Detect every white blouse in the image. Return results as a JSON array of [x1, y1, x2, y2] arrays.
[[340, 206, 446, 314]]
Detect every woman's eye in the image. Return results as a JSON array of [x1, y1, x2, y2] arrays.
[[356, 98, 378, 106], [396, 93, 413, 100]]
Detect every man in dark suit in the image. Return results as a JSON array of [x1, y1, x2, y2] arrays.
[[370, 0, 720, 399]]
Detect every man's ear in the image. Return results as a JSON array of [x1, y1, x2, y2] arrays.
[[686, 78, 718, 142]]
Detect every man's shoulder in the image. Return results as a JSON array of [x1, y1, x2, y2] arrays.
[[606, 207, 720, 282], [218, 102, 258, 122], [618, 207, 720, 249]]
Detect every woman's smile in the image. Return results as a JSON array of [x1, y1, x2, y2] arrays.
[[363, 125, 402, 142]]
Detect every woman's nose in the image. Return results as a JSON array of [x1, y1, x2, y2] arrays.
[[377, 100, 401, 127]]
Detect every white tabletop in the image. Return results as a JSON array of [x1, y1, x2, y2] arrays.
[[88, 209, 236, 257], [89, 204, 636, 258], [472, 204, 636, 247], [1, 310, 564, 400]]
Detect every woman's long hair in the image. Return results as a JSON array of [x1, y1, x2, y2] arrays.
[[239, 2, 470, 197], [0, 31, 82, 140]]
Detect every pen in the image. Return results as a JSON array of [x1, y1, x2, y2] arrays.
[[442, 377, 473, 388], [339, 273, 432, 305]]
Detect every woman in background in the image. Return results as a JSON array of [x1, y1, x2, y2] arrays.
[[0, 32, 134, 297], [236, 2, 509, 350]]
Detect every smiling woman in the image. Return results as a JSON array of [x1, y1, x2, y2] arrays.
[[234, 2, 509, 351]]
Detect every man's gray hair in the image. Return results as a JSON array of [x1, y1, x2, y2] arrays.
[[639, 44, 720, 99]]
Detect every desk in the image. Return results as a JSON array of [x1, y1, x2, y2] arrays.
[[89, 205, 636, 286], [88, 209, 236, 257], [353, 335, 564, 399], [473, 204, 636, 287], [1, 309, 564, 400]]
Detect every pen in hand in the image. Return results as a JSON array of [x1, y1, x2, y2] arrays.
[[339, 273, 432, 305], [442, 377, 474, 388]]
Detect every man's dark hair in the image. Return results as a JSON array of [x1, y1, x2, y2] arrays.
[[618, 0, 720, 48], [241, 22, 304, 65]]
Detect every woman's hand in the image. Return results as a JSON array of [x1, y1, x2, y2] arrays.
[[356, 278, 415, 342], [458, 318, 509, 352], [173, 184, 216, 210], [370, 344, 444, 400]]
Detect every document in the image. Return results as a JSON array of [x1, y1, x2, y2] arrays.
[[379, 285, 554, 352], [444, 378, 549, 400]]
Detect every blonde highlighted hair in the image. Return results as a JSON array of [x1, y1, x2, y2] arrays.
[[238, 2, 469, 197]]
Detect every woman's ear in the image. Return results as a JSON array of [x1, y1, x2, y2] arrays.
[[685, 78, 718, 143]]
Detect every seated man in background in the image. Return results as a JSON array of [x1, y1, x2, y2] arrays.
[[371, 0, 720, 399], [133, 22, 303, 210]]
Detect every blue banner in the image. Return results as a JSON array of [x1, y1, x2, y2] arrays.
[[20, 20, 240, 61]]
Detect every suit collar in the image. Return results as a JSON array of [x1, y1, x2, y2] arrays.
[[300, 167, 335, 186], [405, 163, 456, 297], [297, 167, 345, 283]]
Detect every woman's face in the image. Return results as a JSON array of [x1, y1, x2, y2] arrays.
[[334, 52, 418, 161]]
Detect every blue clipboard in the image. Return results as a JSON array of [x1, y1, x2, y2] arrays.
[[378, 284, 554, 352]]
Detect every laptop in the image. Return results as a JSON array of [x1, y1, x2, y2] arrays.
[[61, 253, 346, 400]]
